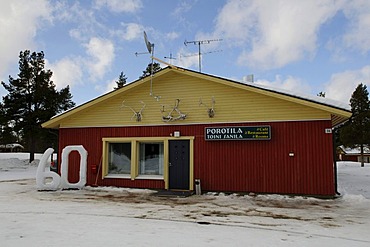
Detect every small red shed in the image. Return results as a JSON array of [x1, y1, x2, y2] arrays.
[[42, 67, 351, 197], [337, 145, 370, 163]]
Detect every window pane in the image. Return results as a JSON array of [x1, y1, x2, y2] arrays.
[[139, 142, 163, 175], [108, 143, 131, 174]]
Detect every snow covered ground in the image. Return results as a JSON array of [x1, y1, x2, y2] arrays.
[[1, 153, 370, 246]]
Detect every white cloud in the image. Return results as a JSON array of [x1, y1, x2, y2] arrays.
[[51, 1, 75, 22], [0, 0, 52, 79], [174, 48, 199, 70], [84, 37, 115, 81], [173, 1, 193, 16], [119, 23, 144, 41], [95, 78, 117, 94], [324, 66, 370, 104], [325, 1, 370, 60], [172, 1, 193, 21], [46, 57, 83, 89], [212, 0, 256, 45], [341, 1, 370, 53], [213, 0, 341, 70], [69, 29, 84, 41], [166, 32, 180, 40], [94, 0, 142, 13], [254, 75, 312, 95], [52, 2, 104, 43]]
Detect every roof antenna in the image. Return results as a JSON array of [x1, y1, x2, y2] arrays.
[[184, 38, 222, 72], [143, 31, 160, 101], [164, 52, 176, 64]]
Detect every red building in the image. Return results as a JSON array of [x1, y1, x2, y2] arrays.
[[42, 67, 351, 197], [337, 145, 370, 163]]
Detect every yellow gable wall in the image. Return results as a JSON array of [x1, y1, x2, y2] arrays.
[[60, 71, 330, 127]]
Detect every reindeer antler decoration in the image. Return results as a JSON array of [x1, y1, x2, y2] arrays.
[[121, 101, 146, 122], [161, 99, 187, 122], [199, 96, 215, 118]]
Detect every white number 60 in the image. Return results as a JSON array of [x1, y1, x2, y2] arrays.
[[36, 145, 88, 191]]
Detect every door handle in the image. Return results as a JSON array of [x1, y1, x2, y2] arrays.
[[169, 162, 172, 167]]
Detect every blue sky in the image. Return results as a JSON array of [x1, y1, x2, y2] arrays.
[[1, 0, 370, 106]]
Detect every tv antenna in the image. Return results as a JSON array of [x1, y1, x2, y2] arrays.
[[184, 38, 222, 72], [134, 51, 149, 56], [181, 50, 222, 58], [140, 31, 160, 100], [164, 52, 176, 64]]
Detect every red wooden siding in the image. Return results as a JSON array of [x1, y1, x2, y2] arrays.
[[58, 120, 335, 196], [340, 155, 357, 162], [339, 155, 370, 162]]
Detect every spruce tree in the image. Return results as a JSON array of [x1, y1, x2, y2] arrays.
[[139, 62, 161, 79], [340, 83, 370, 167], [1, 50, 75, 162], [114, 72, 127, 89]]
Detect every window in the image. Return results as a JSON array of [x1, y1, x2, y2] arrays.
[[139, 142, 164, 176], [108, 143, 131, 174], [103, 138, 165, 178]]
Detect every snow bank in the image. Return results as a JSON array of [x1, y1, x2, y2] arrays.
[[0, 152, 47, 160]]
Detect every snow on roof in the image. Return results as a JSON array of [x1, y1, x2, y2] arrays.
[[0, 143, 24, 149], [339, 145, 370, 155]]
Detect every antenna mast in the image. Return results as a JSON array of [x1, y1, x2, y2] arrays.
[[164, 52, 176, 64], [143, 31, 159, 100], [184, 39, 222, 72]]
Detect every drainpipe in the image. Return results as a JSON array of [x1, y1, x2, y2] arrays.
[[333, 157, 340, 195], [332, 128, 340, 196]]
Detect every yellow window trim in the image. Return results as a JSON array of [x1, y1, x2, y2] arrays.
[[102, 136, 194, 190]]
